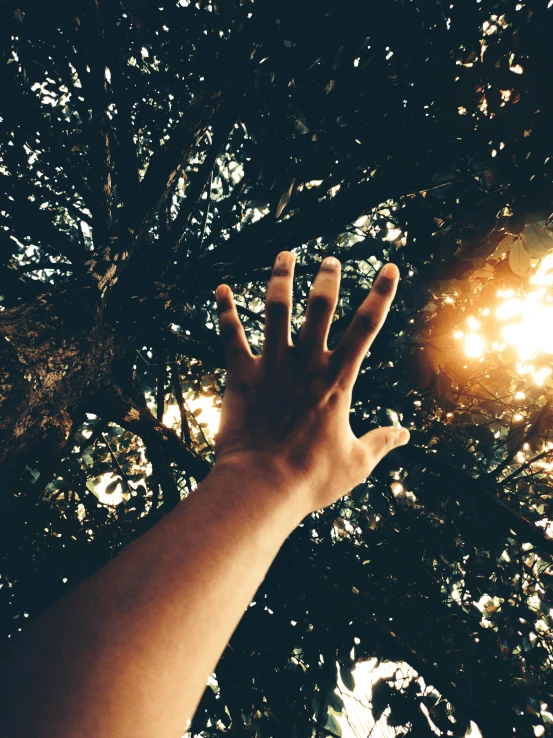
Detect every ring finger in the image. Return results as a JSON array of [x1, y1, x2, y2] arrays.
[[297, 256, 342, 358]]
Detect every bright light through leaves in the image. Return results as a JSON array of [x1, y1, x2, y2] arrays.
[[458, 254, 553, 385]]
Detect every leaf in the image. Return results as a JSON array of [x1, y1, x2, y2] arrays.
[[444, 360, 469, 384], [489, 234, 515, 262], [433, 258, 474, 281], [105, 478, 122, 495], [471, 262, 495, 280], [465, 424, 495, 448], [509, 236, 531, 276], [523, 222, 553, 257], [435, 370, 452, 399], [371, 679, 391, 722], [324, 714, 342, 737], [506, 417, 527, 452], [275, 178, 295, 218], [293, 117, 310, 135], [326, 690, 343, 713], [192, 407, 203, 417], [408, 348, 439, 388], [429, 309, 460, 337], [339, 662, 356, 692], [431, 170, 455, 184]]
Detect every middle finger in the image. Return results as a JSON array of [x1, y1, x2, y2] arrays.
[[297, 256, 342, 358], [263, 251, 296, 366]]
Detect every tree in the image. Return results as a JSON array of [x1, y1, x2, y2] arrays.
[[1, 1, 553, 736]]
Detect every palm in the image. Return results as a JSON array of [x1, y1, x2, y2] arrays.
[[214, 252, 410, 512]]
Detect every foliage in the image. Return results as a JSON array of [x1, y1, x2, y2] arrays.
[[1, 1, 553, 736]]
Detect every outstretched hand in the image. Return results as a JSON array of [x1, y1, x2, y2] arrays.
[[213, 252, 409, 515]]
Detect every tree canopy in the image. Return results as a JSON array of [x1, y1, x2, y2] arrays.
[[1, 1, 553, 736]]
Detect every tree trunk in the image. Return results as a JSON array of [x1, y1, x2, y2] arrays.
[[0, 284, 120, 470]]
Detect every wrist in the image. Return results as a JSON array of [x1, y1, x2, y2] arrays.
[[209, 452, 311, 529]]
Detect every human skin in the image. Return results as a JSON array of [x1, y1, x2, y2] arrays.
[[0, 251, 409, 737]]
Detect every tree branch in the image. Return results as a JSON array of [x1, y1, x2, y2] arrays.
[[166, 124, 231, 259], [101, 432, 133, 498], [404, 444, 553, 556], [129, 89, 225, 248], [104, 385, 212, 498], [102, 3, 141, 218], [83, 0, 114, 248], [171, 363, 192, 446], [489, 402, 551, 481], [152, 328, 224, 372]]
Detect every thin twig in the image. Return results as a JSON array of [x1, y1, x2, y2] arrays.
[[101, 432, 133, 497]]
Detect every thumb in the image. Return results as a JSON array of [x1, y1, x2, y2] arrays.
[[359, 425, 410, 468]]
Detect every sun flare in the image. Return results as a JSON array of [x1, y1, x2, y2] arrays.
[[457, 254, 553, 385]]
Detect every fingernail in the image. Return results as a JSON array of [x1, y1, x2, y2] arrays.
[[395, 427, 410, 445], [380, 263, 399, 279], [276, 252, 293, 266]]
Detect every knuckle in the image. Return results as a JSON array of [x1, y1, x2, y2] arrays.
[[373, 275, 395, 296], [308, 293, 333, 317], [271, 266, 290, 278], [226, 375, 253, 393], [217, 296, 233, 314], [220, 321, 240, 342], [266, 300, 289, 322], [319, 262, 339, 274], [356, 309, 379, 334]]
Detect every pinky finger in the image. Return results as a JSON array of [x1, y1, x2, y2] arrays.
[[215, 284, 255, 372]]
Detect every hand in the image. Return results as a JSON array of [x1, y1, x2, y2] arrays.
[[213, 252, 409, 516]]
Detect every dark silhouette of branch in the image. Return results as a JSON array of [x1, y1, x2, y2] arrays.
[[489, 402, 551, 481], [130, 89, 224, 247], [102, 6, 141, 215], [101, 432, 134, 497], [82, 0, 114, 248], [404, 445, 553, 556], [171, 363, 192, 446], [104, 385, 212, 503]]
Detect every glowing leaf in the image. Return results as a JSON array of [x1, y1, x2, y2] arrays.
[[509, 236, 531, 276], [523, 222, 553, 257], [275, 178, 295, 218]]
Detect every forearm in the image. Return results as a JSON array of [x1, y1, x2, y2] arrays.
[[0, 459, 307, 738]]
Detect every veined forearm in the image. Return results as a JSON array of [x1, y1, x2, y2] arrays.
[[0, 459, 307, 738]]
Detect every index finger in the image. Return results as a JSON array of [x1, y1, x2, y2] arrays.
[[215, 284, 255, 373], [329, 263, 399, 389]]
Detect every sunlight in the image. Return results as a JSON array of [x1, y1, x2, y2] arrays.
[[465, 333, 486, 358], [90, 472, 129, 506], [163, 394, 220, 437], [459, 254, 553, 383]]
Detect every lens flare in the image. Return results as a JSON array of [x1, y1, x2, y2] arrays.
[[465, 334, 486, 358], [497, 289, 553, 361], [458, 253, 553, 383]]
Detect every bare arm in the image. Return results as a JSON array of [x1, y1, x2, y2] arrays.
[[0, 252, 409, 737]]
